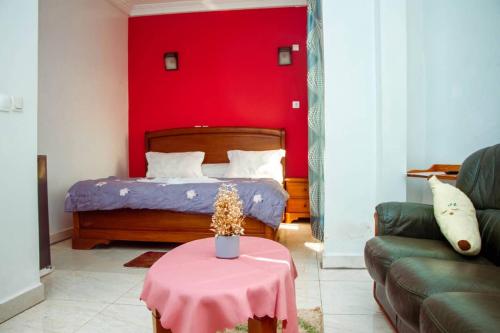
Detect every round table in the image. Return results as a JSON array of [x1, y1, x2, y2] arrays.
[[141, 236, 298, 333]]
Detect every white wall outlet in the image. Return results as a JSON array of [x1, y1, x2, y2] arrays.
[[292, 44, 300, 51], [292, 101, 300, 109]]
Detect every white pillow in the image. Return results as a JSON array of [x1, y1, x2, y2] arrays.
[[201, 163, 229, 178], [428, 175, 481, 256], [224, 149, 285, 183], [146, 151, 205, 178]]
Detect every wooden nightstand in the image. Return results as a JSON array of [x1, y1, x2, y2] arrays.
[[284, 177, 310, 223]]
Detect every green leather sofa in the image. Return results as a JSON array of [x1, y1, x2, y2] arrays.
[[364, 144, 500, 332]]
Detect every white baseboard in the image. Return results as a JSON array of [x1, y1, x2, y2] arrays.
[[0, 283, 45, 323], [321, 253, 366, 268], [50, 227, 72, 244]]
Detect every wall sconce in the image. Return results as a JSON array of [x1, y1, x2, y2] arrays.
[[278, 47, 292, 66], [164, 52, 179, 71]]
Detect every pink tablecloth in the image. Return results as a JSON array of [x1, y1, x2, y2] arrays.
[[140, 237, 298, 333]]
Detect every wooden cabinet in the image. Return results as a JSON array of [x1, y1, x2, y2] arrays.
[[284, 178, 310, 223]]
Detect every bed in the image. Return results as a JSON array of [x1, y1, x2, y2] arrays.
[[70, 127, 286, 249]]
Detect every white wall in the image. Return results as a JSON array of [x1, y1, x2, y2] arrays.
[[0, 0, 44, 321], [375, 0, 408, 203], [322, 0, 500, 267], [322, 0, 378, 268], [38, 0, 129, 238], [406, 0, 500, 202], [406, 0, 428, 203], [323, 0, 409, 268]]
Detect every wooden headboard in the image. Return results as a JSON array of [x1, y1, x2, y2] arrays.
[[145, 127, 286, 173]]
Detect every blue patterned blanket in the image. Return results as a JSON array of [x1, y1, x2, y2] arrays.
[[64, 177, 288, 228]]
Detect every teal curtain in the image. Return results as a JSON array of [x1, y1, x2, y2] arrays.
[[307, 0, 325, 241]]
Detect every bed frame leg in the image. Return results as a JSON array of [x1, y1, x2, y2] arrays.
[[264, 226, 276, 241], [72, 236, 110, 250], [72, 212, 110, 249]]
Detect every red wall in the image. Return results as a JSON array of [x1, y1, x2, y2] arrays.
[[128, 7, 308, 177]]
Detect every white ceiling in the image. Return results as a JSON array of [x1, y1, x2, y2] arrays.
[[108, 0, 306, 17]]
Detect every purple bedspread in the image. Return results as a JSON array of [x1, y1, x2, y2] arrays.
[[64, 177, 288, 228]]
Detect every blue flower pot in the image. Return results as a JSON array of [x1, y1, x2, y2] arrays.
[[215, 235, 240, 259]]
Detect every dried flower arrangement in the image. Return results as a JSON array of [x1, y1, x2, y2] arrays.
[[211, 184, 245, 236]]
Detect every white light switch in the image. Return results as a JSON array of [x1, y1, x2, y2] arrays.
[[292, 101, 300, 109], [12, 96, 23, 111], [0, 94, 12, 112], [292, 44, 300, 51]]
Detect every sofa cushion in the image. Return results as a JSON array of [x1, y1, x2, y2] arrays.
[[364, 236, 491, 285], [375, 202, 443, 240], [477, 209, 500, 266], [456, 144, 500, 210], [420, 292, 500, 333], [386, 257, 500, 331]]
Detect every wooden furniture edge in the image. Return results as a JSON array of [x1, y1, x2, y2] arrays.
[[72, 210, 277, 250], [145, 126, 286, 179], [284, 177, 310, 223], [407, 164, 461, 180], [153, 310, 172, 333], [285, 213, 309, 224], [284, 177, 307, 182], [72, 211, 111, 249]]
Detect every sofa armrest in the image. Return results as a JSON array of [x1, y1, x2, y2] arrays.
[[375, 202, 444, 240]]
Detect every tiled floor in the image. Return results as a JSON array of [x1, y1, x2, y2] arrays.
[[0, 223, 393, 332]]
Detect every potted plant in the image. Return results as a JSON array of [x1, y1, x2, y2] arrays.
[[210, 184, 245, 259]]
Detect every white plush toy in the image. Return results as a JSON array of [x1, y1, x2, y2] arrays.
[[428, 175, 481, 256]]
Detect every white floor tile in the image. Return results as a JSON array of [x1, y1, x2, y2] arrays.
[[43, 270, 143, 303], [51, 242, 164, 275], [320, 280, 381, 315], [323, 314, 394, 333], [76, 304, 152, 333], [290, 248, 320, 263], [51, 248, 140, 274], [295, 278, 322, 309], [50, 239, 72, 250], [0, 299, 107, 333], [319, 268, 371, 281], [1, 222, 392, 332], [114, 281, 146, 306], [293, 260, 319, 281]]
